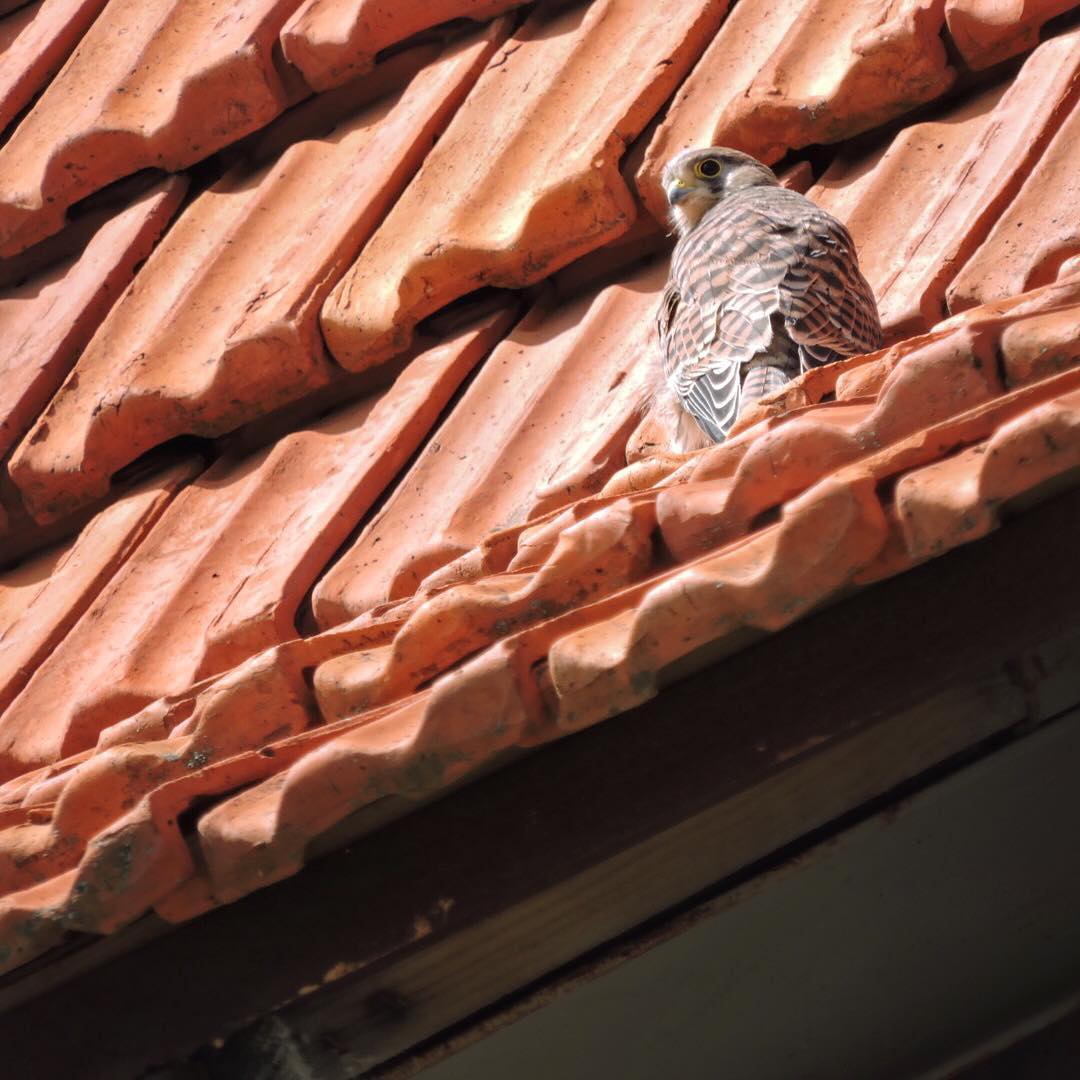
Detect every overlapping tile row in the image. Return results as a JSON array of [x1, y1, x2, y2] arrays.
[[312, 258, 664, 628], [0, 311, 512, 783], [944, 0, 1079, 68], [280, 0, 525, 90], [0, 461, 196, 716], [2, 0, 1080, 978], [809, 29, 1080, 338], [948, 68, 1080, 311], [0, 0, 109, 137], [6, 0, 1073, 525], [7, 33, 503, 522], [0, 0, 306, 257], [0, 272, 1078, 971], [320, 0, 729, 371], [0, 175, 186, 466], [731, 273, 1080, 434], [0, 607, 410, 960], [635, 0, 957, 219]]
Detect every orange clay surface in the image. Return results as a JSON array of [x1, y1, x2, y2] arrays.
[[0, 0, 110, 136], [0, 0, 1078, 976], [282, 0, 525, 89], [0, 0, 305, 257]]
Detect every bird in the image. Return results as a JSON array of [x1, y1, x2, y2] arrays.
[[655, 147, 882, 450]]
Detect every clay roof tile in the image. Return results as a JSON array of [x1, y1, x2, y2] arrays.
[[0, 0, 1079, 980], [281, 0, 526, 90], [637, 0, 956, 219], [0, 0, 109, 138], [947, 81, 1080, 310], [313, 257, 664, 627], [945, 0, 1078, 69], [320, 0, 729, 370], [0, 0, 303, 257], [7, 32, 502, 521], [0, 175, 186, 463]]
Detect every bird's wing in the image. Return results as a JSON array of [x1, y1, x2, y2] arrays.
[[657, 282, 681, 359], [661, 199, 794, 441], [778, 211, 883, 369], [660, 193, 882, 442]]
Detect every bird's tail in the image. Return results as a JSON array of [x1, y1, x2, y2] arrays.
[[740, 349, 800, 414]]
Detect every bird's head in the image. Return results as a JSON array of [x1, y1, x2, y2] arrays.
[[662, 147, 779, 237]]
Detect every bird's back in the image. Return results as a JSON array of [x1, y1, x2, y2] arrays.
[[660, 185, 881, 443]]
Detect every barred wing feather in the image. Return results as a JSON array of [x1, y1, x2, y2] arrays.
[[660, 186, 881, 441]]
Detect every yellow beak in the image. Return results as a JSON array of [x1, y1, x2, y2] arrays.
[[666, 179, 692, 205]]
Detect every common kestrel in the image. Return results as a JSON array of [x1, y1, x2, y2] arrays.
[[655, 147, 882, 449]]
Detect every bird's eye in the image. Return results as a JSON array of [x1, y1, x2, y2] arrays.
[[694, 157, 722, 179]]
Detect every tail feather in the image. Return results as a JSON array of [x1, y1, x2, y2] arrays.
[[741, 361, 791, 406], [740, 347, 799, 417]]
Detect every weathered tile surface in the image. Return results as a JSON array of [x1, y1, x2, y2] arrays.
[[637, 0, 955, 219], [8, 33, 502, 521], [945, 0, 1078, 68], [0, 312, 510, 781], [321, 0, 729, 371], [811, 30, 1080, 337], [0, 176, 185, 462], [1, 0, 1079, 980], [281, 0, 523, 89], [0, 0, 304, 256], [0, 462, 194, 715], [313, 258, 664, 627], [0, 0, 109, 137], [948, 83, 1080, 311]]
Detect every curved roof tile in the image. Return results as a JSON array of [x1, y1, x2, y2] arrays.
[[0, 0, 1078, 978]]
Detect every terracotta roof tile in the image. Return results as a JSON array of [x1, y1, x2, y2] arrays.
[[0, 313, 509, 781], [313, 258, 663, 627], [309, 288, 1079, 730], [0, 871, 73, 970], [0, 1, 34, 49], [896, 385, 1080, 558], [1, 0, 1079, 980], [637, 0, 955, 219], [0, 175, 185, 463], [947, 80, 1080, 310], [0, 3, 40, 52], [0, 351, 1076, 967], [0, 461, 194, 716], [281, 0, 524, 90], [658, 331, 1001, 559], [636, 0, 803, 220], [191, 699, 440, 906], [551, 476, 890, 728], [171, 381, 1045, 908], [944, 0, 1078, 69], [998, 304, 1080, 387], [320, 0, 728, 370], [7, 35, 499, 521], [808, 84, 1001, 336], [314, 498, 656, 720], [0, 610, 406, 935], [0, 0, 110, 137], [0, 0, 302, 257], [810, 29, 1080, 338]]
